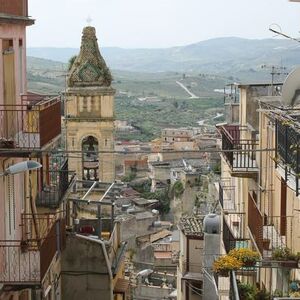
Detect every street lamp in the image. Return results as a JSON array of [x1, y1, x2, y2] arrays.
[[0, 161, 42, 176], [0, 160, 42, 241]]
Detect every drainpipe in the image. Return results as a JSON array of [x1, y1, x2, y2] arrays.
[[76, 235, 113, 298], [29, 171, 40, 243], [99, 238, 114, 300]]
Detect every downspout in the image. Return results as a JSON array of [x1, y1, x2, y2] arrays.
[[99, 238, 114, 300]]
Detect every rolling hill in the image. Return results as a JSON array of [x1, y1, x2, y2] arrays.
[[28, 37, 300, 78]]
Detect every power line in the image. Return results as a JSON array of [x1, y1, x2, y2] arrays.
[[0, 147, 277, 155]]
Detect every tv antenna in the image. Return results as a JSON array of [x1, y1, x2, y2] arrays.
[[261, 64, 289, 95]]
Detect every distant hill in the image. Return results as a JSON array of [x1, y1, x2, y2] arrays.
[[28, 37, 300, 77]]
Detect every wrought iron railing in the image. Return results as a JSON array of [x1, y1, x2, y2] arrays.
[[248, 193, 293, 258], [180, 259, 203, 274], [0, 215, 66, 285], [223, 213, 248, 253], [36, 160, 76, 208], [0, 94, 61, 151], [276, 119, 300, 196], [219, 124, 258, 173]]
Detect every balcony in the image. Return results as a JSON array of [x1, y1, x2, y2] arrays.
[[219, 178, 235, 211], [0, 213, 66, 285], [276, 119, 300, 196], [248, 193, 293, 260], [37, 160, 76, 208], [180, 259, 203, 282], [218, 124, 258, 178], [0, 94, 61, 154], [223, 213, 248, 253]]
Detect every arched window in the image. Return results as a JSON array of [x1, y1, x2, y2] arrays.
[[82, 136, 99, 181]]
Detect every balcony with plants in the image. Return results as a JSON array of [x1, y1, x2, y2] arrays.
[[248, 192, 297, 268]]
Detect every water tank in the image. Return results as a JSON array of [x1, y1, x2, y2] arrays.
[[152, 209, 159, 215], [203, 213, 220, 234]]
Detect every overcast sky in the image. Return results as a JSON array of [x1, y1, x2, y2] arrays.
[[27, 0, 300, 48]]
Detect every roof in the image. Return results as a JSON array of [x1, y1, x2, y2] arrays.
[[150, 158, 206, 169], [121, 187, 140, 197], [135, 211, 155, 220], [131, 198, 159, 206], [68, 26, 112, 88], [154, 251, 172, 259], [179, 217, 204, 238], [0, 13, 34, 25], [237, 82, 283, 88]]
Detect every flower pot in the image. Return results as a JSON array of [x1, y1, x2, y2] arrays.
[[243, 260, 256, 267], [218, 269, 229, 277]]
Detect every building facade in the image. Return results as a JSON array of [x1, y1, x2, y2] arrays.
[[217, 82, 300, 297], [0, 2, 73, 299]]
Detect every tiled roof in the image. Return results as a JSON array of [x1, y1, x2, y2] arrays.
[[179, 217, 204, 237]]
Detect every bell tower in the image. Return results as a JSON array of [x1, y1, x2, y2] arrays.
[[65, 26, 115, 182]]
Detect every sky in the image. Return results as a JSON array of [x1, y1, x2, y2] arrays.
[[27, 0, 300, 49]]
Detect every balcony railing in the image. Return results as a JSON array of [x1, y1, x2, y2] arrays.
[[248, 193, 293, 258], [276, 119, 300, 196], [219, 124, 258, 177], [180, 259, 203, 275], [0, 0, 28, 17], [219, 178, 235, 211], [36, 160, 76, 208], [0, 214, 66, 285], [0, 94, 61, 152], [223, 213, 248, 253]]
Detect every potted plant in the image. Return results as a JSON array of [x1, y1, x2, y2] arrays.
[[237, 281, 256, 300], [229, 248, 260, 267], [213, 255, 242, 277], [255, 288, 271, 300], [272, 247, 300, 268]]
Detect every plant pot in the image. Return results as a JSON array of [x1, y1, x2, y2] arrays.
[[243, 260, 256, 267], [278, 260, 298, 268], [218, 269, 229, 277]]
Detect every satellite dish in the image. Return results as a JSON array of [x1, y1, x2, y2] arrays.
[[282, 67, 300, 107]]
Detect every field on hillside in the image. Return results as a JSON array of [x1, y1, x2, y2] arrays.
[[27, 56, 224, 141], [115, 96, 223, 141]]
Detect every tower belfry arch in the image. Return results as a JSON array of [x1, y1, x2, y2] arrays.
[[65, 26, 115, 182]]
